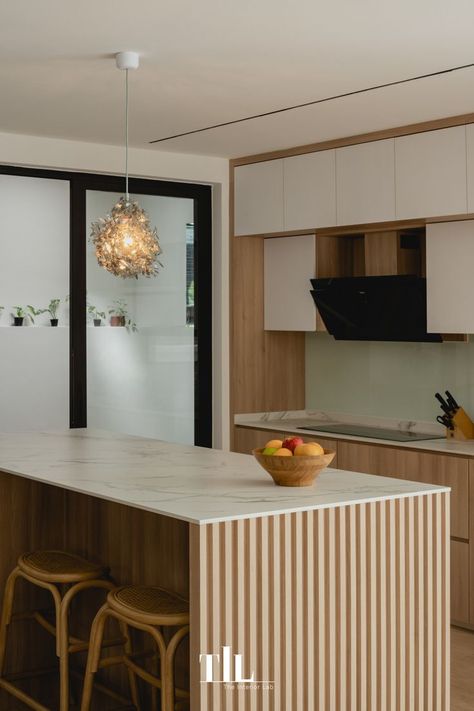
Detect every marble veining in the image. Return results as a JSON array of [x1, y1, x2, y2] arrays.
[[234, 410, 474, 456], [235, 409, 443, 435], [0, 429, 448, 524]]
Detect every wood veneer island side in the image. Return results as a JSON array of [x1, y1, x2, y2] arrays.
[[0, 430, 450, 710]]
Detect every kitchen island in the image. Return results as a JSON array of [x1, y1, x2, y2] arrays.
[[0, 430, 450, 710]]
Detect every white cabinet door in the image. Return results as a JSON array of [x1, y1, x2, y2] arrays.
[[464, 124, 474, 212], [283, 150, 336, 230], [264, 235, 316, 331], [426, 220, 474, 333], [234, 160, 284, 236], [336, 139, 395, 225], [395, 126, 467, 219]]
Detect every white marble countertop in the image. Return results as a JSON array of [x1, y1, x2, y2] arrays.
[[235, 410, 474, 457], [0, 429, 448, 524]]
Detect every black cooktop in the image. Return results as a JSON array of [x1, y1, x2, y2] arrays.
[[298, 423, 444, 442]]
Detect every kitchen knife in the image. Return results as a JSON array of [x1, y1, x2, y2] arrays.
[[435, 392, 452, 416], [437, 415, 454, 430], [445, 390, 460, 412]]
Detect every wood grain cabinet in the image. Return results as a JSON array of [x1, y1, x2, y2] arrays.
[[283, 150, 336, 230], [337, 440, 470, 624], [426, 219, 474, 333], [336, 138, 396, 225], [234, 159, 284, 236], [264, 234, 316, 331], [395, 126, 467, 219]]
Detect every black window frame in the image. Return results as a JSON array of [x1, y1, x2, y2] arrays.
[[0, 165, 213, 447]]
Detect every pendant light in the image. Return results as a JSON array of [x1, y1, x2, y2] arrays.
[[91, 52, 162, 279]]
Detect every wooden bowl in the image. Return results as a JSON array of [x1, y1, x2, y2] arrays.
[[252, 448, 336, 487]]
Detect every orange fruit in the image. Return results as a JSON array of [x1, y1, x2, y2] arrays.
[[294, 442, 324, 457], [273, 447, 293, 457], [265, 439, 283, 449]]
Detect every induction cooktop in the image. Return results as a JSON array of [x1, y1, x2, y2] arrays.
[[298, 423, 444, 442]]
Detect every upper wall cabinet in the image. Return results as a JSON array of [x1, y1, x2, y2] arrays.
[[264, 235, 316, 331], [283, 151, 336, 231], [234, 160, 284, 236], [336, 139, 396, 225], [395, 126, 467, 219], [465, 124, 474, 212], [426, 220, 474, 334]]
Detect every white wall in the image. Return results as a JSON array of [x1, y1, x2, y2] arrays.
[[0, 131, 230, 448]]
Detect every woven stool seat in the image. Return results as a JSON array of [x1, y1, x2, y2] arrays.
[[108, 585, 189, 626], [18, 550, 106, 584]]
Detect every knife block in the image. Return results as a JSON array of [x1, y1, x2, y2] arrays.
[[446, 407, 474, 440]]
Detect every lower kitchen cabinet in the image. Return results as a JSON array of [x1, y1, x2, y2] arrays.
[[336, 441, 468, 538], [337, 440, 471, 625]]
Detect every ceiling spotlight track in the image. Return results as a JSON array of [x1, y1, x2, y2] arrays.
[[149, 60, 474, 144]]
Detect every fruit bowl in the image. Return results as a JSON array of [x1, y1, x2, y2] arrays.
[[252, 447, 336, 487]]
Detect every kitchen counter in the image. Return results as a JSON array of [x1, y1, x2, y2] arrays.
[[235, 409, 474, 457], [0, 429, 450, 710], [0, 429, 447, 524]]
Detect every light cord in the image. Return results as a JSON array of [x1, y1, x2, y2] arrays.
[[125, 68, 129, 202]]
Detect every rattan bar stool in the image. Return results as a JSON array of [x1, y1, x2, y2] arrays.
[[0, 550, 119, 711], [80, 585, 190, 711]]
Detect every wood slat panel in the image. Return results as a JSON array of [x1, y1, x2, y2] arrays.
[[190, 492, 450, 710]]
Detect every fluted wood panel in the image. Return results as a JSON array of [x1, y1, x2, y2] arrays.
[[190, 492, 450, 711]]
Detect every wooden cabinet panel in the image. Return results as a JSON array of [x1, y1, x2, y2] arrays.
[[337, 441, 469, 539], [283, 151, 336, 230], [426, 220, 474, 334], [395, 126, 467, 219], [233, 426, 338, 465], [264, 235, 316, 331], [336, 139, 395, 225], [451, 540, 470, 624], [234, 160, 284, 236]]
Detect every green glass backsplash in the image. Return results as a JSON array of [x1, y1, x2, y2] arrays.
[[305, 332, 474, 422]]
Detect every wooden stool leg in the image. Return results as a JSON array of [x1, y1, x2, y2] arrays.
[[80, 604, 109, 711], [119, 621, 141, 710], [149, 628, 167, 711], [164, 626, 189, 711], [151, 652, 159, 711], [0, 568, 20, 675]]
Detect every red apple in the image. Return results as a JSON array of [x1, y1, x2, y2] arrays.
[[282, 436, 304, 453]]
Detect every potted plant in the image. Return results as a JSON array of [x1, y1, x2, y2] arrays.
[[87, 303, 106, 327], [108, 299, 137, 332], [45, 298, 61, 326], [27, 305, 46, 325], [12, 306, 29, 326]]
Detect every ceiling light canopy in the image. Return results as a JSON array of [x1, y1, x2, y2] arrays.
[[91, 51, 162, 279]]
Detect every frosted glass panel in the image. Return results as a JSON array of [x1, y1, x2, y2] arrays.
[[0, 174, 70, 431], [86, 190, 195, 444]]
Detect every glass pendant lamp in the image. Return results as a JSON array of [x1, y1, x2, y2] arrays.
[[91, 52, 162, 279]]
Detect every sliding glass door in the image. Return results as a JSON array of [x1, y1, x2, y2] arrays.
[[0, 166, 212, 445], [86, 190, 196, 444], [0, 173, 69, 431]]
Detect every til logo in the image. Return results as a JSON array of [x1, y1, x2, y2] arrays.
[[199, 646, 254, 683]]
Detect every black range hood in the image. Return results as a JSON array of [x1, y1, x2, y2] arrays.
[[310, 275, 442, 342]]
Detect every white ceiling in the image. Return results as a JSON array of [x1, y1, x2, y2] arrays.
[[1, 0, 474, 158]]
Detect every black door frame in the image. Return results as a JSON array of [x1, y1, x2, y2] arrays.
[[0, 166, 213, 447]]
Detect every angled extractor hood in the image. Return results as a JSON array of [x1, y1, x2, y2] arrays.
[[310, 275, 442, 342]]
